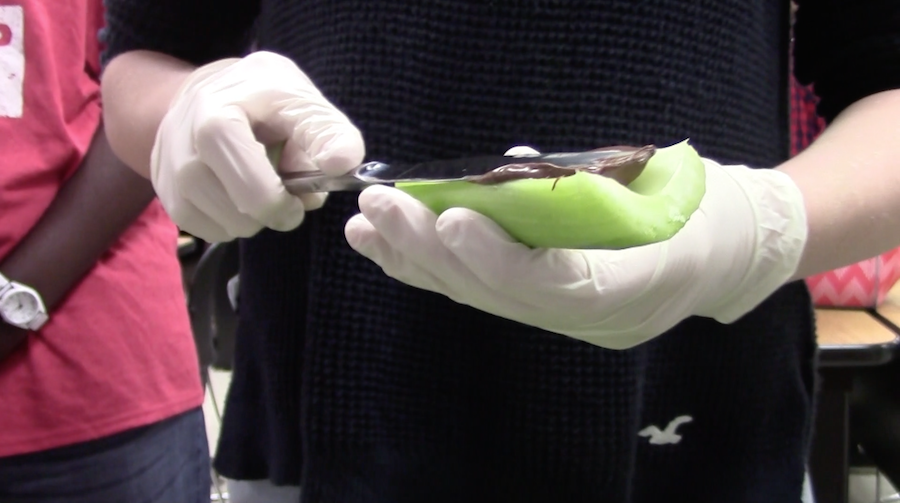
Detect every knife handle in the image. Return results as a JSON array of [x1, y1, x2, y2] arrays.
[[264, 142, 360, 195], [280, 171, 374, 194]]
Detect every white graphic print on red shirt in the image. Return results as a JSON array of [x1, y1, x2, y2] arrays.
[[0, 5, 24, 118]]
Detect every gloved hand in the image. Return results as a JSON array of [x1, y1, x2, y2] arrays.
[[152, 51, 365, 242], [344, 147, 808, 350]]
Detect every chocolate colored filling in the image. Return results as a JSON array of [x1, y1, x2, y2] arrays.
[[470, 144, 656, 187]]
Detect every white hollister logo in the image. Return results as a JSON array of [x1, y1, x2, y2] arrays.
[[0, 5, 25, 118], [638, 415, 693, 445]]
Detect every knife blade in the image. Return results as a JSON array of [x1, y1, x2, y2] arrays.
[[277, 148, 648, 195]]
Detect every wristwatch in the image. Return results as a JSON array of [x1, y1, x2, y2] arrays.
[[0, 272, 48, 330]]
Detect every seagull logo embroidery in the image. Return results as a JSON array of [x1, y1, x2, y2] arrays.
[[638, 415, 693, 445]]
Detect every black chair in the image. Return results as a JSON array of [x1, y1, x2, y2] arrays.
[[850, 358, 900, 499], [187, 241, 241, 375], [183, 240, 241, 502]]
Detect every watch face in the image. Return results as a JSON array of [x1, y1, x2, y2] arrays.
[[1, 290, 39, 325]]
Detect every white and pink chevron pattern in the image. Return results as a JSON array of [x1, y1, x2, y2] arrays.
[[805, 248, 900, 307]]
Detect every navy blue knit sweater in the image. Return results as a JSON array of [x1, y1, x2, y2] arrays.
[[101, 1, 900, 501]]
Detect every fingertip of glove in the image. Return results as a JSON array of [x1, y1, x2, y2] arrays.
[[344, 213, 374, 251], [437, 207, 515, 244], [299, 192, 328, 211], [262, 196, 307, 232], [358, 183, 385, 201], [434, 207, 465, 230], [357, 184, 399, 213], [435, 208, 483, 248]]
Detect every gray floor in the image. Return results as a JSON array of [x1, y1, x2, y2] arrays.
[[849, 469, 899, 503], [201, 370, 897, 503], [202, 369, 231, 458]]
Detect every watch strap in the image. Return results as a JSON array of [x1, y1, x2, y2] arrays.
[[27, 311, 49, 331]]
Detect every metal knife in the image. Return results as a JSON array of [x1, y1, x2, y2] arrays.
[[277, 148, 644, 195]]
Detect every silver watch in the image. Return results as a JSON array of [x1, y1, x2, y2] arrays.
[[0, 272, 48, 330]]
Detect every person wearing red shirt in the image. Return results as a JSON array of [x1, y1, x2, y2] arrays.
[[0, 1, 210, 501]]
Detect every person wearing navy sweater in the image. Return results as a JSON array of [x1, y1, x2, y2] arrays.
[[99, 1, 900, 502]]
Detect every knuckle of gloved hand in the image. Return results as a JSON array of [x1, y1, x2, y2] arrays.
[[245, 50, 295, 70], [173, 161, 212, 201], [287, 98, 344, 131], [194, 110, 243, 149], [162, 195, 195, 230], [244, 50, 316, 88]]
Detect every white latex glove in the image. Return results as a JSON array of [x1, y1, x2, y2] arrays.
[[152, 51, 365, 242], [344, 146, 808, 350]]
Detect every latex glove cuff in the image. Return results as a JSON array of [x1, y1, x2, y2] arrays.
[[696, 165, 809, 323]]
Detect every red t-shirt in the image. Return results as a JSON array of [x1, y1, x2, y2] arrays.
[[0, 0, 204, 457]]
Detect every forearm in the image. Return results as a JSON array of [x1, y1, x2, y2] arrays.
[[101, 50, 196, 178], [777, 88, 900, 280], [100, 0, 263, 178], [0, 124, 158, 360]]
